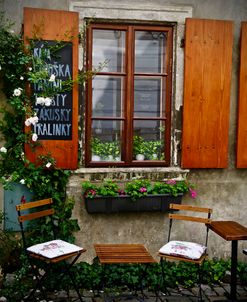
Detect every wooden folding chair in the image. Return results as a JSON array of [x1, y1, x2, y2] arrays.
[[158, 204, 212, 301], [16, 198, 86, 301]]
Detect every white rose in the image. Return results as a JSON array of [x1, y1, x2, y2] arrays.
[[20, 76, 24, 80], [46, 162, 52, 168], [0, 147, 7, 153], [28, 67, 32, 71], [13, 88, 23, 97], [25, 118, 31, 127], [36, 97, 45, 105], [30, 116, 39, 125], [32, 133, 38, 142], [20, 179, 25, 184], [44, 97, 52, 106], [49, 74, 56, 82]]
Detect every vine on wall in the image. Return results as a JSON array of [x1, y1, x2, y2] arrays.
[[0, 13, 92, 241]]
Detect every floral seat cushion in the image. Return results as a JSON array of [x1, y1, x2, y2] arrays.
[[27, 239, 83, 259], [159, 240, 207, 260]]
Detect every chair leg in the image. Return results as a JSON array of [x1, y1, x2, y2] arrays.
[[155, 258, 169, 302], [23, 259, 49, 301], [67, 267, 84, 302], [24, 270, 49, 301], [160, 258, 169, 295], [196, 262, 205, 302]]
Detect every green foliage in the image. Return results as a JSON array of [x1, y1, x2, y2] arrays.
[[0, 14, 81, 274], [152, 180, 190, 196], [82, 179, 120, 198], [82, 178, 194, 200], [133, 135, 164, 160], [1, 257, 247, 299], [238, 261, 247, 284], [91, 137, 121, 160], [125, 179, 152, 200], [97, 179, 120, 197], [0, 227, 21, 274]]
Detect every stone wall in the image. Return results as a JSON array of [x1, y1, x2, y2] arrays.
[[1, 0, 247, 263]]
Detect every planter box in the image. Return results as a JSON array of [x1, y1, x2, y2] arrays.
[[84, 194, 183, 214]]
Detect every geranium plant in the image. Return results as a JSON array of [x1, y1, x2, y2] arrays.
[[82, 178, 197, 201]]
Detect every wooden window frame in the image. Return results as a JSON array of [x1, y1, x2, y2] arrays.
[[85, 22, 173, 167]]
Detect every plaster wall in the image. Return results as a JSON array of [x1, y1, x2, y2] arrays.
[[1, 0, 247, 263]]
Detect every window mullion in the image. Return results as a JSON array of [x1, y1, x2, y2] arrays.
[[125, 26, 134, 164]]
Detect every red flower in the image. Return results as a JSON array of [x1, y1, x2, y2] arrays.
[[189, 188, 197, 199], [20, 195, 26, 204]]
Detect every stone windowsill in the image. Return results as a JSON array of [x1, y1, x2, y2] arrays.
[[74, 167, 190, 182]]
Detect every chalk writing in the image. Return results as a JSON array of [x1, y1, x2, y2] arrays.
[[33, 40, 73, 140]]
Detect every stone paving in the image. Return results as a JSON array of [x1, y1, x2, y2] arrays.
[[35, 283, 247, 302]]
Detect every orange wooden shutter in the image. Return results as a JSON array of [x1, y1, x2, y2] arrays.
[[181, 18, 233, 168], [24, 8, 79, 169], [236, 22, 247, 168]]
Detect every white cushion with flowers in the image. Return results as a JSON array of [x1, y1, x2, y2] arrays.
[[159, 240, 207, 260], [27, 239, 83, 259]]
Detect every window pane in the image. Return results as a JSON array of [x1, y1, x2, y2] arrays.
[[135, 31, 166, 73], [134, 77, 165, 117], [93, 29, 126, 72], [92, 76, 124, 118], [133, 120, 165, 161], [91, 120, 122, 162]]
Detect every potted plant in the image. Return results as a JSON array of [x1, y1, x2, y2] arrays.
[[133, 136, 165, 160], [91, 138, 121, 162], [144, 140, 164, 160], [91, 137, 102, 161], [133, 136, 146, 160], [82, 178, 196, 214]]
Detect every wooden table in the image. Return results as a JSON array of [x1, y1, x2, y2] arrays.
[[94, 244, 156, 299], [94, 243, 156, 264], [207, 221, 247, 301]]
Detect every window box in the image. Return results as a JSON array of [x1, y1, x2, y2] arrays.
[[84, 194, 183, 214]]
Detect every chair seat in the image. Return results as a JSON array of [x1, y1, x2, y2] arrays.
[[159, 240, 207, 260], [27, 239, 84, 260]]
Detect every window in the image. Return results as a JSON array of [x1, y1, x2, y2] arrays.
[[85, 23, 173, 167]]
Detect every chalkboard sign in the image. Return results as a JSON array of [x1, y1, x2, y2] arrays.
[[32, 40, 73, 140], [24, 8, 79, 169]]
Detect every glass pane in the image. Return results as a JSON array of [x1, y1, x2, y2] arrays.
[[133, 120, 165, 161], [93, 29, 126, 72], [92, 76, 124, 118], [91, 120, 122, 162], [135, 31, 166, 73], [134, 77, 165, 117]]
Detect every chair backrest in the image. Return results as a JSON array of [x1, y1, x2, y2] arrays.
[[168, 203, 212, 246], [16, 198, 54, 249]]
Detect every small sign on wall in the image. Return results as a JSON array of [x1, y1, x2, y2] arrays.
[[32, 41, 73, 140]]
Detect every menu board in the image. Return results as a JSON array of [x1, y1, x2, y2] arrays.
[[32, 40, 73, 140]]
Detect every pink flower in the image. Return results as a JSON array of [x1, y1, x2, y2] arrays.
[[189, 188, 197, 199], [85, 189, 97, 198], [166, 179, 176, 185], [139, 187, 147, 193], [118, 189, 125, 195]]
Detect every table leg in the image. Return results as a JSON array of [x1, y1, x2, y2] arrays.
[[230, 240, 238, 300]]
